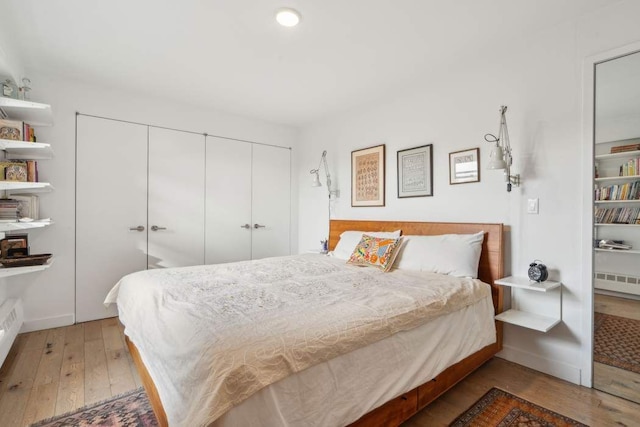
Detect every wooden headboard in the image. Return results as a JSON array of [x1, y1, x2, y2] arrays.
[[329, 219, 504, 321]]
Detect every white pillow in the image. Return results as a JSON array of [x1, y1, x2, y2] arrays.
[[330, 230, 401, 260], [394, 232, 485, 278]]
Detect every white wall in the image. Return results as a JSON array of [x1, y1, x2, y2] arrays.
[[297, 1, 640, 385], [3, 74, 298, 331]]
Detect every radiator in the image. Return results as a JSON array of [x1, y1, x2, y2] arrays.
[[0, 298, 24, 367]]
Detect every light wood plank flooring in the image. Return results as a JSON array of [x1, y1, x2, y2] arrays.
[[593, 293, 640, 404], [1, 318, 640, 426], [0, 318, 141, 426]]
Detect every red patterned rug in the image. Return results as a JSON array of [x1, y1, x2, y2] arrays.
[[449, 387, 587, 426], [30, 388, 157, 427], [594, 312, 640, 374]]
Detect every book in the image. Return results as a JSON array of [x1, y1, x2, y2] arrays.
[[0, 119, 23, 141], [598, 239, 632, 250], [11, 194, 39, 220], [26, 160, 37, 182], [611, 144, 640, 153]]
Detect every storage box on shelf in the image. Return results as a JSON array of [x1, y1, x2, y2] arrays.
[[0, 97, 53, 275], [494, 276, 562, 332]]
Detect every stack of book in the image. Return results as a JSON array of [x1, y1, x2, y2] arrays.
[[594, 206, 640, 224], [0, 119, 37, 142], [619, 158, 640, 176], [597, 239, 632, 250], [595, 180, 640, 200], [0, 199, 20, 221], [0, 160, 38, 182], [12, 194, 39, 220], [611, 143, 640, 154]]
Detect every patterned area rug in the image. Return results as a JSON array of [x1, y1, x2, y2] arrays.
[[31, 388, 158, 427], [449, 387, 587, 427], [594, 312, 640, 374]]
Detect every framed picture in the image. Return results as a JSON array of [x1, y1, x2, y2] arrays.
[[351, 144, 385, 207], [449, 148, 480, 185], [397, 144, 433, 198]]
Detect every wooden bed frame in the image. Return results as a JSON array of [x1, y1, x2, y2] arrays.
[[125, 220, 504, 427]]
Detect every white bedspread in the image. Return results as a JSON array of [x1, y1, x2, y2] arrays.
[[105, 254, 493, 427]]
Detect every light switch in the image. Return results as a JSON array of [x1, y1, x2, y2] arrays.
[[527, 198, 539, 214]]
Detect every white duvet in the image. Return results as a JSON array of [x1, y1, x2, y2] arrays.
[[105, 254, 494, 427]]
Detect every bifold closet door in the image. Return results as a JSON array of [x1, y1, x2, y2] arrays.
[[76, 116, 148, 322], [148, 127, 205, 268], [205, 136, 252, 264], [251, 144, 291, 259]]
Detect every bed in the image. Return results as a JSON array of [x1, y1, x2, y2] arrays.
[[107, 220, 504, 427]]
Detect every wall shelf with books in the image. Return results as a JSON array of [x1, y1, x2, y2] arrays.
[[595, 223, 640, 227], [0, 139, 52, 159], [595, 248, 640, 255], [0, 220, 52, 233], [595, 175, 640, 183], [0, 97, 53, 126], [595, 199, 640, 204], [0, 181, 51, 192], [595, 150, 640, 161], [0, 95, 54, 365], [0, 260, 53, 278]]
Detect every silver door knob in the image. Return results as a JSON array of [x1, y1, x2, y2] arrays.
[[151, 225, 167, 231], [240, 224, 251, 229], [129, 225, 144, 232], [254, 223, 266, 229]]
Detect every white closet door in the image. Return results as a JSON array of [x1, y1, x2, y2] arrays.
[[251, 145, 291, 259], [148, 127, 205, 268], [205, 136, 252, 264], [76, 116, 148, 322]]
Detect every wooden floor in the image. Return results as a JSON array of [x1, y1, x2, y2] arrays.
[[0, 318, 141, 426], [593, 293, 640, 404], [1, 318, 640, 426]]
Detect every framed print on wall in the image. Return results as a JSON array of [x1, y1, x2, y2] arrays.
[[351, 144, 385, 207], [397, 144, 433, 198], [449, 147, 480, 185]]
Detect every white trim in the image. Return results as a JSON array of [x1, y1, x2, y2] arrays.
[[497, 345, 581, 385], [20, 313, 74, 333], [581, 39, 640, 388]]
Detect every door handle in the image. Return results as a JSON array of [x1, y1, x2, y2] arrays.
[[151, 225, 167, 231], [254, 224, 266, 229], [240, 224, 251, 229], [129, 225, 145, 232]]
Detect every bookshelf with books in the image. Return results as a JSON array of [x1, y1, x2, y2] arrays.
[[594, 138, 640, 296], [0, 97, 53, 275]]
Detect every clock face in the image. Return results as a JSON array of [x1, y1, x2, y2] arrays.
[[528, 266, 542, 281]]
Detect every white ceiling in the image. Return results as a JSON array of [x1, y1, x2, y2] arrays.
[[1, 0, 614, 126]]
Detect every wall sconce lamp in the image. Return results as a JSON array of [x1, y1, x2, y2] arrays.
[[310, 150, 339, 199], [484, 105, 520, 192]]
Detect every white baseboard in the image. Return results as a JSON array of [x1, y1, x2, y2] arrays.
[[498, 344, 582, 385], [20, 313, 75, 333]]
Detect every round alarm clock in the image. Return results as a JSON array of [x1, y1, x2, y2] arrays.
[[528, 260, 548, 282]]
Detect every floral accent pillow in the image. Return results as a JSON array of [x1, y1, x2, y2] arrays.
[[347, 234, 403, 272]]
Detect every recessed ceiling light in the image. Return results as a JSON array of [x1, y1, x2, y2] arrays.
[[276, 8, 301, 27]]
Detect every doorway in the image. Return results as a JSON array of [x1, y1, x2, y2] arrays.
[[592, 49, 640, 403]]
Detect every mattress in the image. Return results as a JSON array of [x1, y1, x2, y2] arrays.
[[105, 254, 495, 426]]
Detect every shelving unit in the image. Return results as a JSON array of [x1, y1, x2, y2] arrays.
[[0, 220, 52, 233], [594, 139, 640, 297], [595, 175, 640, 183], [0, 260, 52, 278], [494, 276, 562, 332], [0, 139, 53, 159], [0, 97, 53, 126], [595, 150, 640, 160], [595, 199, 640, 204], [0, 98, 54, 279]]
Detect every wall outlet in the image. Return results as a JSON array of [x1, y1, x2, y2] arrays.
[[527, 198, 539, 214]]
